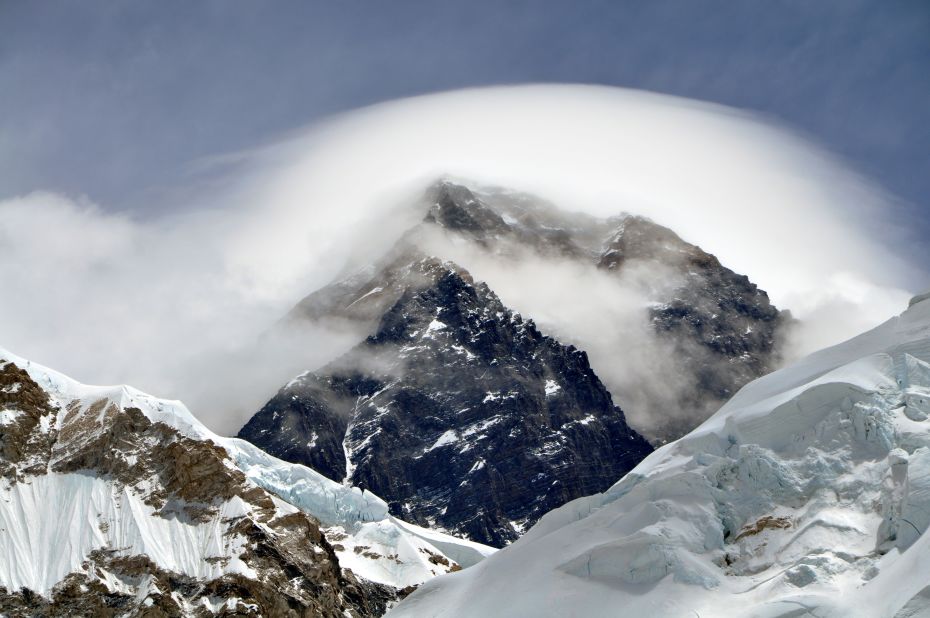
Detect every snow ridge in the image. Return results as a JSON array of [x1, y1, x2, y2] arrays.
[[0, 347, 494, 600]]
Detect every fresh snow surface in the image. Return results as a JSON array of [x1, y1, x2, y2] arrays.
[[427, 429, 459, 452], [0, 474, 256, 596], [0, 348, 494, 594], [390, 297, 930, 617], [0, 408, 22, 425], [424, 319, 448, 336], [346, 285, 385, 309], [328, 516, 495, 589], [544, 379, 561, 397]]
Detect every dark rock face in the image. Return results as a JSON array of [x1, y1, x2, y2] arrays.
[[597, 215, 789, 441], [240, 257, 652, 547], [423, 182, 510, 243], [239, 377, 350, 482]]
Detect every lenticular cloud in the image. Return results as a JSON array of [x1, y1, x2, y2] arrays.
[[0, 84, 920, 433]]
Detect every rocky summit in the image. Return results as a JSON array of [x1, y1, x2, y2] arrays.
[[434, 181, 792, 442]]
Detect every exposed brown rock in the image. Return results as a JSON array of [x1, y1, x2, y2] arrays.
[[0, 361, 57, 481], [734, 515, 792, 541]]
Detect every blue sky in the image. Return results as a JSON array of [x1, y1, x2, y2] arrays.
[[1, 0, 927, 228]]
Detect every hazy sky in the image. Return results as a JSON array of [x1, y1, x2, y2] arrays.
[[1, 1, 927, 245]]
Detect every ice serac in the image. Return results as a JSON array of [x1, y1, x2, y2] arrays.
[[242, 255, 652, 547], [0, 348, 493, 616], [390, 296, 930, 618]]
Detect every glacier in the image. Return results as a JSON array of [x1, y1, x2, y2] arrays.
[[390, 294, 930, 617]]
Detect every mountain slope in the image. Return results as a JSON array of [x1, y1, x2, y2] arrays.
[[241, 257, 651, 546], [390, 293, 930, 618], [283, 180, 788, 446], [0, 348, 492, 616]]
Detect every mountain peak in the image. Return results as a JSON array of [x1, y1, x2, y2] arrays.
[[598, 213, 720, 271], [423, 180, 510, 240], [241, 255, 652, 546]]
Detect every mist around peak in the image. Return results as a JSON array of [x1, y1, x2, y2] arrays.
[[0, 85, 918, 435]]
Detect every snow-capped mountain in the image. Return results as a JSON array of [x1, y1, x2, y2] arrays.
[[0, 348, 492, 616], [239, 180, 785, 547], [389, 293, 930, 618], [286, 180, 789, 445], [240, 255, 652, 547]]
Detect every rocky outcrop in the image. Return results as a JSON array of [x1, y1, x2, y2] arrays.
[[386, 297, 930, 618], [0, 361, 57, 480], [0, 540, 392, 618]]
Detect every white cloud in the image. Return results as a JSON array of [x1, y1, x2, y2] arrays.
[[0, 85, 922, 434]]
